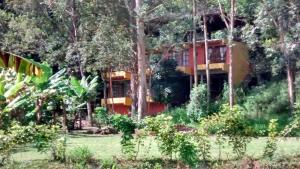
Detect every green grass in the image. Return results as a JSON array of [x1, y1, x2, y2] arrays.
[[11, 134, 300, 162]]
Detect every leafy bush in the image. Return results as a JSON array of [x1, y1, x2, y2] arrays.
[[68, 146, 93, 166], [94, 107, 110, 127], [200, 104, 253, 158], [100, 159, 118, 169], [242, 81, 289, 118], [281, 103, 300, 136], [186, 84, 208, 122], [263, 119, 278, 158], [51, 136, 67, 162], [143, 115, 198, 166], [111, 114, 136, 156], [0, 122, 59, 165], [164, 107, 191, 124]]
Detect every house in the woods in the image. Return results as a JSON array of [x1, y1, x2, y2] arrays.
[[101, 11, 250, 115]]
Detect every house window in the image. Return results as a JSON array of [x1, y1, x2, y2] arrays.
[[220, 46, 227, 61], [112, 83, 125, 98], [171, 51, 182, 66], [208, 46, 227, 63], [182, 49, 189, 66]]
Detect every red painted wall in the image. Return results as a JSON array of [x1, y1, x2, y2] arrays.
[[146, 102, 166, 116], [108, 104, 129, 115], [164, 41, 229, 72], [109, 102, 166, 116]]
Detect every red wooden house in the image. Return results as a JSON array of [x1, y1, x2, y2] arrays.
[[101, 39, 249, 115]]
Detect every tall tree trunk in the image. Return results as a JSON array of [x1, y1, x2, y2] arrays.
[[136, 0, 147, 121], [280, 30, 296, 111], [203, 13, 210, 112], [228, 0, 236, 109], [125, 0, 138, 118], [192, 0, 198, 86]]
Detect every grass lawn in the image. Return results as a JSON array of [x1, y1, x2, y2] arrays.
[[11, 134, 300, 162]]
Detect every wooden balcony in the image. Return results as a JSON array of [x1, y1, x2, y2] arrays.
[[101, 97, 132, 106], [105, 71, 131, 80], [101, 96, 155, 106], [177, 66, 193, 75], [197, 63, 229, 72]]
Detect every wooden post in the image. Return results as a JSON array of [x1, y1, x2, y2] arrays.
[[203, 12, 210, 112], [192, 0, 198, 86], [109, 69, 115, 113]]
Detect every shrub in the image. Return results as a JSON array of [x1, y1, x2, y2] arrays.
[[94, 107, 110, 127], [51, 136, 67, 162], [0, 122, 59, 165], [263, 119, 278, 158], [100, 159, 118, 169], [143, 115, 198, 166], [164, 107, 190, 124], [242, 81, 289, 118], [200, 104, 253, 159], [187, 84, 208, 122], [68, 146, 93, 166], [110, 114, 136, 156]]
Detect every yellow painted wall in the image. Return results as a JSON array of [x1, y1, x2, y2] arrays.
[[232, 42, 250, 86]]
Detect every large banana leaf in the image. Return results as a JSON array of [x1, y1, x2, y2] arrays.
[[0, 51, 44, 77]]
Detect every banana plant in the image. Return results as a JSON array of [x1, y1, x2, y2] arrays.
[[0, 50, 47, 113], [70, 76, 98, 126], [0, 51, 45, 77], [28, 68, 69, 124]]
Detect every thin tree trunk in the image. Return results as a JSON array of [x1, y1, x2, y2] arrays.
[[109, 69, 115, 113], [280, 30, 296, 111], [130, 72, 138, 117], [102, 74, 108, 107], [136, 0, 147, 121], [192, 0, 198, 86], [62, 101, 68, 133], [35, 98, 43, 124], [203, 13, 210, 112], [228, 0, 236, 109], [86, 102, 93, 126]]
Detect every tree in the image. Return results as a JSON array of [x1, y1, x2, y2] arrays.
[[135, 0, 147, 121], [192, 0, 199, 86], [255, 0, 299, 111], [218, 0, 236, 109]]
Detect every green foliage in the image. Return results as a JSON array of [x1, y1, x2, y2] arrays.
[[242, 81, 289, 118], [281, 103, 300, 136], [164, 107, 190, 124], [263, 119, 278, 158], [111, 114, 136, 156], [194, 128, 211, 162], [151, 58, 187, 105], [70, 76, 98, 101], [143, 115, 198, 166], [51, 136, 67, 162], [200, 104, 253, 158], [0, 122, 59, 165], [94, 107, 110, 126], [187, 84, 208, 122], [68, 146, 93, 166]]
